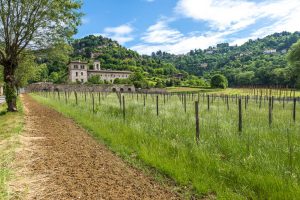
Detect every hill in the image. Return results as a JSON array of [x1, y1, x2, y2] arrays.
[[150, 31, 300, 87], [70, 35, 198, 88], [8, 32, 298, 88]]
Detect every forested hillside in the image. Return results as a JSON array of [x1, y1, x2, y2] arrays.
[[151, 31, 300, 87], [1, 32, 299, 88], [70, 35, 205, 87]]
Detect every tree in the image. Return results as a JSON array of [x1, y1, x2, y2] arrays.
[[211, 74, 228, 89], [88, 75, 103, 84], [15, 52, 40, 88], [287, 40, 300, 88], [0, 0, 82, 111]]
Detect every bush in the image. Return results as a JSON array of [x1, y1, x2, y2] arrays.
[[88, 75, 104, 84], [211, 74, 228, 89]]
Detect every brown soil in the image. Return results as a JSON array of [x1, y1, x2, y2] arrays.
[[10, 94, 180, 199]]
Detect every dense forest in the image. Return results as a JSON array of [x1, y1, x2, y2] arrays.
[[1, 31, 300, 88], [151, 31, 300, 87], [70, 32, 300, 88]]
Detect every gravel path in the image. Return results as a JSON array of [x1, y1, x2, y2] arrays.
[[10, 94, 180, 199]]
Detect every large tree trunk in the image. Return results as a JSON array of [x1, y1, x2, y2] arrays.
[[3, 61, 18, 112]]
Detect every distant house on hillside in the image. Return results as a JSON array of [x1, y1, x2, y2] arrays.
[[90, 52, 101, 59], [173, 73, 184, 80], [200, 63, 208, 68], [281, 49, 287, 54], [263, 49, 277, 54], [205, 50, 214, 54], [68, 60, 132, 83]]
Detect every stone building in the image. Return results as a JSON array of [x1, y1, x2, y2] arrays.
[[68, 60, 132, 83]]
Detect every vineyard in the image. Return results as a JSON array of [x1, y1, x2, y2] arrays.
[[31, 88, 300, 199]]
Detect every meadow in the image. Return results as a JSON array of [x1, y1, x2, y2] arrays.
[[31, 89, 300, 199]]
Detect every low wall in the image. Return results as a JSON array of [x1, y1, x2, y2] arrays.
[[25, 83, 136, 93]]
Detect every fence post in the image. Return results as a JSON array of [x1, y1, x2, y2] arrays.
[[238, 98, 242, 133], [207, 95, 210, 111], [75, 91, 78, 105], [156, 95, 159, 116], [122, 95, 126, 121], [293, 98, 296, 122], [195, 101, 200, 144], [269, 97, 272, 127], [92, 93, 95, 113], [184, 94, 187, 113], [64, 91, 67, 104]]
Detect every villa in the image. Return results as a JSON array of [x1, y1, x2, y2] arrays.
[[68, 60, 132, 83]]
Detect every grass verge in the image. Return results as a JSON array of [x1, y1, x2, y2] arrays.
[[0, 100, 24, 199]]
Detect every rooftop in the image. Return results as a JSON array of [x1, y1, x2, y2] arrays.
[[88, 70, 132, 74]]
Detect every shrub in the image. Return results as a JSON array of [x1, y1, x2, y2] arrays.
[[211, 74, 228, 89]]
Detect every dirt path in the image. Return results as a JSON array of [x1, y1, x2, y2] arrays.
[[10, 94, 180, 199]]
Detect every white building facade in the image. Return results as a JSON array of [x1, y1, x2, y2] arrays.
[[68, 61, 132, 83]]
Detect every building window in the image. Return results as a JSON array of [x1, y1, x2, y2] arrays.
[[74, 65, 78, 69], [80, 65, 85, 69], [81, 72, 83, 76], [76, 72, 78, 77], [81, 79, 84, 82]]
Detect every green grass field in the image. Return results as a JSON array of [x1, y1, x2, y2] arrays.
[[0, 100, 24, 199], [167, 87, 300, 97], [31, 92, 300, 199]]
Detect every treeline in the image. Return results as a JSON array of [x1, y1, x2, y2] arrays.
[[70, 35, 207, 88], [1, 32, 299, 89], [151, 31, 300, 87]]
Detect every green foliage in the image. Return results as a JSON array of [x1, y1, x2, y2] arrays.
[[87, 75, 104, 84], [152, 32, 300, 87], [287, 39, 300, 88], [211, 74, 228, 89], [71, 35, 186, 87]]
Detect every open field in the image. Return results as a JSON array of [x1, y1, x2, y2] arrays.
[[209, 88, 300, 97], [167, 87, 300, 97], [31, 91, 300, 199], [166, 87, 219, 93], [0, 101, 23, 199]]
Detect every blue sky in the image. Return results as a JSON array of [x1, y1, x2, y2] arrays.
[[76, 0, 300, 55]]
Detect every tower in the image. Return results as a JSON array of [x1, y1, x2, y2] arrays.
[[94, 60, 101, 71]]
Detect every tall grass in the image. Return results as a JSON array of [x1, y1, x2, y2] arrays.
[[32, 92, 300, 199], [0, 100, 24, 199]]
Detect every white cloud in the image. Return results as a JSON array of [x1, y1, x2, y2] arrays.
[[176, 0, 300, 32], [141, 20, 183, 44], [104, 25, 133, 35], [230, 0, 300, 45], [132, 0, 300, 55], [132, 31, 226, 54], [102, 24, 134, 44], [175, 0, 258, 31]]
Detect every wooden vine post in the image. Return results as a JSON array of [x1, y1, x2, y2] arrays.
[[195, 101, 200, 144], [238, 98, 242, 134]]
